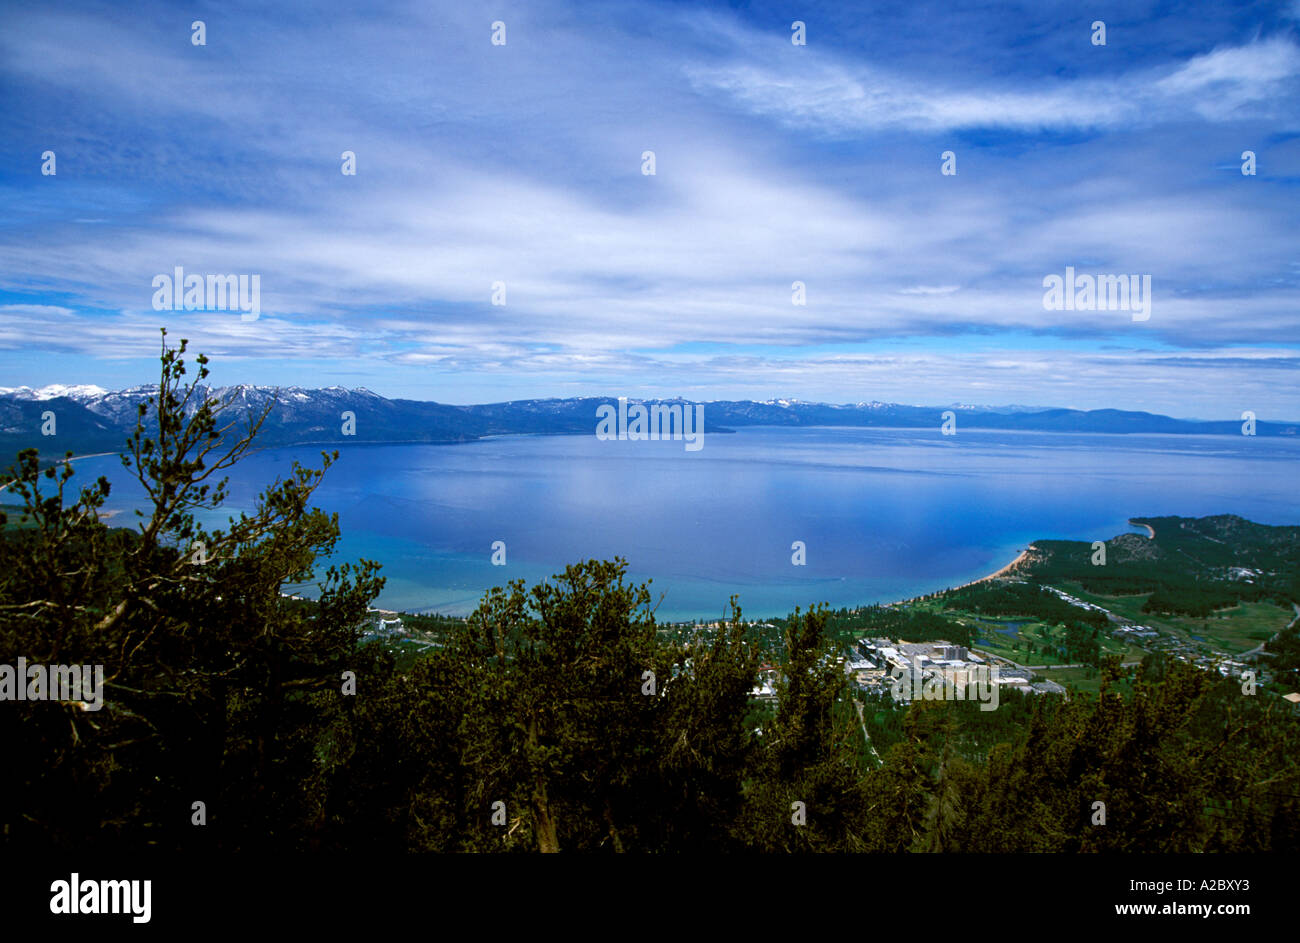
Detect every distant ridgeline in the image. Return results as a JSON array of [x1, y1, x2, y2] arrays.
[[2, 384, 1298, 460], [1013, 515, 1300, 616]]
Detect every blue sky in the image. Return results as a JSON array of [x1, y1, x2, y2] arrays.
[[1, 0, 1297, 418]]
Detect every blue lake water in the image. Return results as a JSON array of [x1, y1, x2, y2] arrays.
[[74, 427, 1300, 621]]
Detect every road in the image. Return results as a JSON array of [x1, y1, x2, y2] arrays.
[[852, 698, 882, 767], [969, 648, 1103, 672], [1240, 602, 1300, 659]]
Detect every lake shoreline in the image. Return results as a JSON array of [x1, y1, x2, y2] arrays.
[[1131, 519, 1156, 538], [0, 453, 122, 517], [878, 547, 1031, 612], [963, 548, 1031, 588], [54, 429, 1300, 623]]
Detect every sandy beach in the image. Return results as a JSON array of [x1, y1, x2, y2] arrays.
[[964, 547, 1031, 587], [1, 451, 119, 491], [882, 546, 1032, 609], [0, 452, 123, 519]]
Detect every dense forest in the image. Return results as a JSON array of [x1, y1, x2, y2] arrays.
[[940, 581, 1111, 629], [1265, 618, 1300, 691], [2, 336, 1297, 852], [816, 604, 977, 648], [1015, 517, 1300, 616]]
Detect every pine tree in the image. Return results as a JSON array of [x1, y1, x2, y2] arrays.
[[0, 331, 383, 849]]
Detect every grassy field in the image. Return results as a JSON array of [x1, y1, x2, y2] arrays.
[[1058, 583, 1293, 655], [908, 598, 1137, 666], [1036, 665, 1099, 694], [1036, 665, 1136, 698]]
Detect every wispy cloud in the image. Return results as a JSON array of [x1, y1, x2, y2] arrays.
[[0, 0, 1295, 417], [899, 285, 961, 295], [688, 36, 1300, 134]]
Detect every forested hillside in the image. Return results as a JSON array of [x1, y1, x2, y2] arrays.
[[1014, 516, 1300, 616]]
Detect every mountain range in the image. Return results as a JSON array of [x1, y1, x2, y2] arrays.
[[1, 384, 1295, 459]]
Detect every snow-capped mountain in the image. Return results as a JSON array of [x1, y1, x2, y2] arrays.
[[0, 385, 1295, 460], [0, 384, 109, 402]]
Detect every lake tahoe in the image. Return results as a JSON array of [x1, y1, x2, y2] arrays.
[[75, 426, 1300, 622], [11, 0, 1300, 876]]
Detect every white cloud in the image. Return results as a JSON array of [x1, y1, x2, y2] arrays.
[[899, 285, 961, 295], [689, 36, 1300, 133]]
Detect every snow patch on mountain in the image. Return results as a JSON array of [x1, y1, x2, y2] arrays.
[[0, 384, 109, 402]]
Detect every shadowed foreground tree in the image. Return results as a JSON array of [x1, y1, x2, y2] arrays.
[[951, 656, 1300, 852], [0, 330, 382, 850], [315, 591, 885, 852], [734, 606, 875, 851], [315, 568, 768, 852]]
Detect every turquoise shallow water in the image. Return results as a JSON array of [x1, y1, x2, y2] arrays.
[[74, 426, 1300, 621]]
